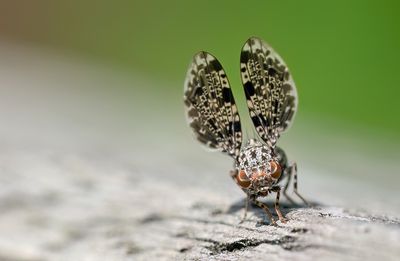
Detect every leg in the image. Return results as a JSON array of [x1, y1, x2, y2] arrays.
[[230, 170, 250, 223], [275, 147, 296, 205], [291, 162, 310, 206], [251, 198, 277, 225], [271, 186, 287, 223], [239, 196, 249, 224], [282, 167, 296, 205]]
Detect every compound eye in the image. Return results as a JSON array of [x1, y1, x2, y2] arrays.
[[270, 161, 282, 180], [235, 170, 251, 188]]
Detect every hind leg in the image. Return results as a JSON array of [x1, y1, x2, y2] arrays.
[[290, 162, 310, 206], [282, 168, 296, 205]]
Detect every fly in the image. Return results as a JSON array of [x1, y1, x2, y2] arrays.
[[183, 37, 309, 225]]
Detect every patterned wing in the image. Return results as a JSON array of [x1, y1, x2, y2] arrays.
[[184, 51, 242, 158], [240, 37, 298, 146]]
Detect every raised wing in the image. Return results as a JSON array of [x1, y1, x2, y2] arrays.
[[240, 37, 298, 146], [184, 51, 242, 158]]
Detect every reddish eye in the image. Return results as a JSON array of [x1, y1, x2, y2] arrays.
[[235, 170, 251, 188], [270, 161, 282, 179]]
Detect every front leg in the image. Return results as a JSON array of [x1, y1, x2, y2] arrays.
[[250, 198, 277, 225], [270, 186, 287, 223]]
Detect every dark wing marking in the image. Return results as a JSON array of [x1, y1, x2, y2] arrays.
[[184, 51, 242, 158], [240, 37, 298, 146]]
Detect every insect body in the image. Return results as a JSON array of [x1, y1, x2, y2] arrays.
[[184, 37, 308, 224]]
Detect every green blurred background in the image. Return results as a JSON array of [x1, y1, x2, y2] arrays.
[[1, 0, 399, 134], [1, 3, 400, 256]]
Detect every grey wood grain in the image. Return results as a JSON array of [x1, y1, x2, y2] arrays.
[[0, 41, 399, 261]]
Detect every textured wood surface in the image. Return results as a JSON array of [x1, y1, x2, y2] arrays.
[[0, 42, 399, 261]]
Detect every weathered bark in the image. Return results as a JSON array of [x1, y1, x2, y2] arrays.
[[0, 42, 399, 261], [0, 147, 399, 261]]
